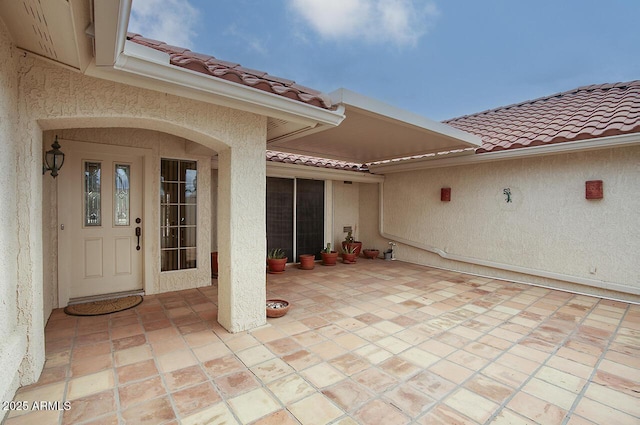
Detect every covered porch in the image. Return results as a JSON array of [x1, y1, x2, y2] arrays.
[[6, 261, 639, 424]]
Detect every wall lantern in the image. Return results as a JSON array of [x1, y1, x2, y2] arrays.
[[43, 136, 65, 178], [585, 180, 603, 199], [441, 187, 451, 202]]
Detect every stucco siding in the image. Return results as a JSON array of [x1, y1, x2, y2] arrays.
[[4, 44, 269, 398], [0, 20, 30, 420], [360, 146, 640, 299], [333, 181, 360, 249]]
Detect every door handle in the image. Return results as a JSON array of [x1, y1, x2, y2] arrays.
[[135, 226, 141, 251]]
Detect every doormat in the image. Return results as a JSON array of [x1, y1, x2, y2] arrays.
[[64, 295, 143, 316]]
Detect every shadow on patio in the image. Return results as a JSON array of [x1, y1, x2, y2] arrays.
[[5, 261, 640, 424]]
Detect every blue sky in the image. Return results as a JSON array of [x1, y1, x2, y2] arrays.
[[129, 0, 640, 121]]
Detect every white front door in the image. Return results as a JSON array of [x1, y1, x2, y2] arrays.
[[58, 141, 144, 303]]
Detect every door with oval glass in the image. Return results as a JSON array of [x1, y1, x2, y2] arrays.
[[58, 141, 143, 305]]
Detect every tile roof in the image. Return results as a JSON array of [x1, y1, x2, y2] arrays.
[[266, 150, 368, 172], [122, 34, 640, 169], [273, 81, 640, 170], [444, 80, 640, 153], [127, 33, 333, 110]]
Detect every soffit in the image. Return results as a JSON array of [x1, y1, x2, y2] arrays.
[[267, 89, 482, 164], [0, 0, 93, 71]]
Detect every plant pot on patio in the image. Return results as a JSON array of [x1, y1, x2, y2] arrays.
[[320, 243, 339, 266], [267, 248, 287, 274], [298, 254, 316, 270], [341, 245, 358, 264], [211, 251, 218, 277], [266, 299, 290, 318], [341, 241, 362, 257], [342, 252, 357, 264], [363, 249, 379, 259]]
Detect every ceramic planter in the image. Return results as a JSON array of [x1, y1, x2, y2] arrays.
[[211, 251, 218, 277], [267, 257, 287, 273], [321, 251, 339, 266], [342, 241, 362, 256], [363, 249, 379, 259], [342, 252, 357, 264], [298, 254, 316, 270], [266, 299, 290, 318]]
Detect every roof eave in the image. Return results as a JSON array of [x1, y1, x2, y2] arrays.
[[85, 41, 345, 127], [87, 2, 345, 127], [368, 132, 640, 174], [330, 88, 482, 148]]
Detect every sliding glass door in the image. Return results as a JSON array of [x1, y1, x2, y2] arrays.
[[266, 177, 324, 262]]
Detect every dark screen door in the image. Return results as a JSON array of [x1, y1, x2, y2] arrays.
[[266, 177, 324, 262], [296, 179, 324, 260], [266, 177, 294, 261]]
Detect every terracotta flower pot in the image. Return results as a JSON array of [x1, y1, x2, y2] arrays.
[[266, 299, 290, 318], [321, 251, 338, 266], [211, 251, 218, 277], [342, 252, 357, 264], [363, 249, 379, 259], [298, 254, 316, 270], [267, 257, 287, 274], [342, 241, 362, 256]]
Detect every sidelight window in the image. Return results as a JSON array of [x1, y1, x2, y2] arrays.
[[161, 159, 197, 271]]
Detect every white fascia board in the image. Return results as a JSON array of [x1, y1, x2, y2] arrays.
[[329, 88, 482, 148], [93, 0, 131, 66], [85, 41, 345, 127], [369, 133, 640, 174], [267, 161, 383, 183]]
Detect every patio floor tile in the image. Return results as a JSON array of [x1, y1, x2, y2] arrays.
[[288, 393, 343, 425], [227, 388, 280, 423], [6, 260, 640, 425]]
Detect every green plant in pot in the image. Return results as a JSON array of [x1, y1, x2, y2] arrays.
[[267, 248, 288, 273], [341, 244, 358, 264], [341, 231, 362, 257], [320, 243, 339, 266]]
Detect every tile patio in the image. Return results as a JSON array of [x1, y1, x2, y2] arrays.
[[5, 261, 640, 424]]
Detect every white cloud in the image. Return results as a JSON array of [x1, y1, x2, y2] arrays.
[[288, 0, 440, 46], [128, 0, 200, 49]]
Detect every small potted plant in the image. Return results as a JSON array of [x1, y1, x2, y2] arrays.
[[362, 248, 379, 259], [298, 254, 316, 270], [341, 231, 362, 257], [341, 245, 358, 264], [320, 243, 338, 266], [267, 248, 287, 273]]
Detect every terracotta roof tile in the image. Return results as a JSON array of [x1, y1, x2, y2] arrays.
[[265, 150, 368, 172], [127, 33, 333, 110], [444, 80, 640, 153]]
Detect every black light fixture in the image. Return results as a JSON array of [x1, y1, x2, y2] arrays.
[[43, 136, 65, 178]]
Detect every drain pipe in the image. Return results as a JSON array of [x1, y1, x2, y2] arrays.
[[377, 182, 638, 296]]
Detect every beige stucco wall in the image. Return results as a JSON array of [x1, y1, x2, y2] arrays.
[[0, 30, 268, 411], [333, 181, 360, 249], [0, 20, 26, 417], [359, 145, 640, 300]]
